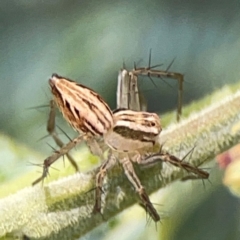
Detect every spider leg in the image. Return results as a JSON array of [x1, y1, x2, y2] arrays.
[[130, 51, 184, 121], [93, 151, 117, 214], [119, 156, 160, 222], [117, 69, 131, 110], [32, 134, 85, 185], [47, 100, 79, 171], [139, 151, 209, 180], [128, 72, 142, 111], [117, 70, 142, 111]]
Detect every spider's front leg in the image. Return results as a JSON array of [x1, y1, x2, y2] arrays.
[[119, 156, 160, 222], [128, 50, 184, 122]]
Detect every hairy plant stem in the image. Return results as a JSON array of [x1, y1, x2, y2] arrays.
[[1, 87, 240, 240]]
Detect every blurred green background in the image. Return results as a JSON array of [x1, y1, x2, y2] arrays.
[[1, 0, 240, 239]]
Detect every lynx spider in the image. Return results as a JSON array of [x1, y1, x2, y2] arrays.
[[33, 56, 208, 222]]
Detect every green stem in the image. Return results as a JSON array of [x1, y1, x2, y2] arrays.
[[0, 86, 240, 240]]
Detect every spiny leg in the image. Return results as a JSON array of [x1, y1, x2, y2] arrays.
[[117, 51, 183, 115], [136, 68, 183, 121], [119, 156, 160, 222], [137, 150, 209, 180], [47, 100, 79, 171], [32, 134, 85, 185], [130, 51, 184, 121], [118, 52, 183, 120], [93, 151, 117, 214], [117, 50, 162, 112]]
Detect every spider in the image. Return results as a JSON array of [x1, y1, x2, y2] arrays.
[[33, 73, 208, 222]]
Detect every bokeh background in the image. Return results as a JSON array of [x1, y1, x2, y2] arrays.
[[1, 0, 240, 239]]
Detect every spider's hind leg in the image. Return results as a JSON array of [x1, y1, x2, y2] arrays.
[[47, 100, 79, 171]]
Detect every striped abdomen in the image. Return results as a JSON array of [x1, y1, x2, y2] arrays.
[[49, 74, 113, 136]]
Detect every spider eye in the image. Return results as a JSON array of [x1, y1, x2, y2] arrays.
[[151, 122, 156, 127]]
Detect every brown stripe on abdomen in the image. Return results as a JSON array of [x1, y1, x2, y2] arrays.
[[113, 126, 158, 142]]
